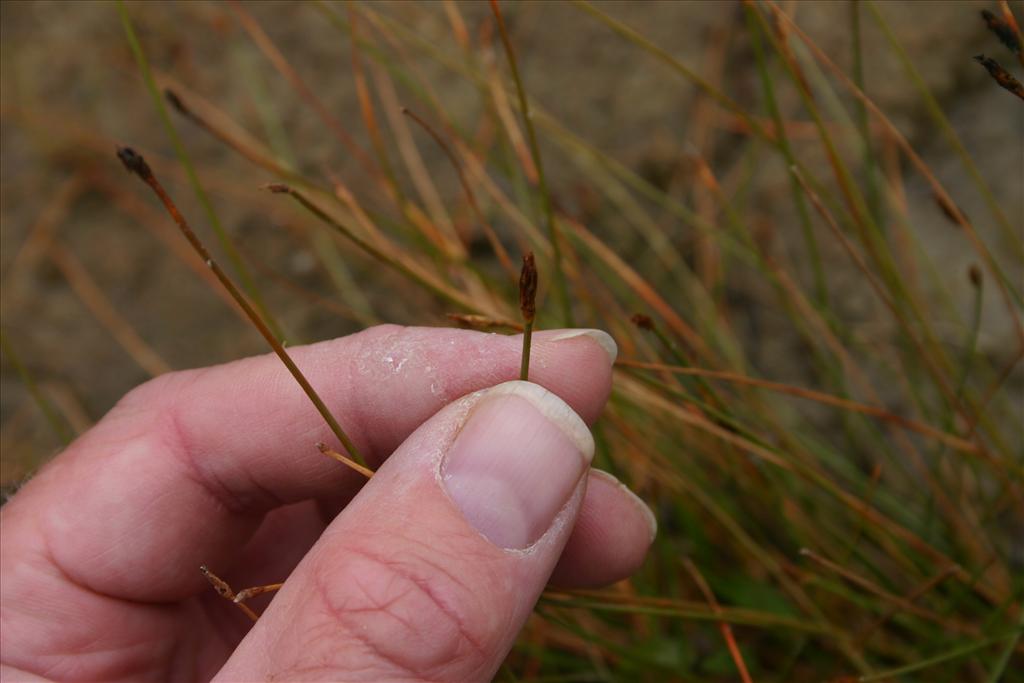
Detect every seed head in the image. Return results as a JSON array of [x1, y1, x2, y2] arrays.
[[164, 88, 190, 116], [968, 264, 983, 288], [631, 313, 655, 331], [519, 251, 537, 324], [981, 10, 1021, 54], [116, 146, 152, 181]]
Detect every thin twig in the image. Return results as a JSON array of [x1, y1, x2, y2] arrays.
[[401, 107, 516, 278], [116, 147, 368, 469], [682, 558, 754, 683], [48, 241, 171, 378], [316, 442, 375, 480], [615, 359, 980, 454], [199, 565, 259, 622], [0, 331, 73, 446]]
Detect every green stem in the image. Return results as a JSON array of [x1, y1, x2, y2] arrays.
[[0, 330, 73, 446], [116, 0, 286, 342], [859, 628, 1022, 681]]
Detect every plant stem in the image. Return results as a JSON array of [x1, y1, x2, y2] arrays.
[[115, 147, 367, 469], [519, 252, 537, 381], [0, 330, 73, 446]]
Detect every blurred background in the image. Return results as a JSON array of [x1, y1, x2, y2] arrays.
[[2, 1, 1022, 680]]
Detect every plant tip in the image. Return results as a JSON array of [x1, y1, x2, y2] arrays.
[[968, 264, 983, 287], [116, 146, 152, 180], [263, 183, 290, 194], [980, 9, 1022, 54], [631, 313, 655, 331], [519, 251, 537, 324], [164, 88, 187, 115]]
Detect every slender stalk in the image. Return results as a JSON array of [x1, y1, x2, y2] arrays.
[[116, 147, 367, 469], [858, 629, 1022, 681], [746, 5, 827, 307], [316, 442, 375, 480], [265, 183, 483, 314], [986, 601, 1024, 683], [0, 330, 73, 446], [401, 107, 516, 278], [850, 0, 882, 226]]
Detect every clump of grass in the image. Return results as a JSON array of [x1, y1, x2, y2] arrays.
[[117, 1, 1024, 678], [4, 1, 1021, 681]]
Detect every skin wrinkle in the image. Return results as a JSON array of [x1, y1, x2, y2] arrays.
[[307, 542, 487, 681], [14, 537, 176, 682], [163, 408, 260, 517]]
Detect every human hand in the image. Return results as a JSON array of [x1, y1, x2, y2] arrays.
[[1, 325, 655, 681]]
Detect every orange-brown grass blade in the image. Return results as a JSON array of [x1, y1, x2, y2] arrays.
[[3, 175, 85, 285], [162, 84, 295, 178], [615, 359, 980, 454], [316, 442, 374, 480], [85, 170, 250, 325], [681, 558, 754, 683], [615, 373, 1005, 605], [48, 241, 171, 378], [799, 548, 978, 635], [265, 183, 496, 317], [565, 216, 711, 362], [402, 107, 516, 278], [766, 1, 1024, 336], [227, 0, 379, 183], [116, 147, 368, 469], [997, 0, 1024, 67]]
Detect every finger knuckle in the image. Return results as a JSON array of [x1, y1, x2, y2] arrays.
[[306, 541, 490, 681]]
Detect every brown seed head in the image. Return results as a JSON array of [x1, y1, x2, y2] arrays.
[[933, 191, 967, 226], [981, 10, 1022, 54], [519, 251, 537, 324], [116, 146, 152, 181], [631, 313, 655, 331], [968, 264, 983, 288], [973, 54, 1024, 100], [164, 88, 190, 116]]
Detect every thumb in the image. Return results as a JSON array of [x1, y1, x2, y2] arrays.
[[217, 381, 595, 682]]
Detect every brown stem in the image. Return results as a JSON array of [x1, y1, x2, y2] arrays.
[[115, 146, 368, 469], [519, 252, 537, 381]]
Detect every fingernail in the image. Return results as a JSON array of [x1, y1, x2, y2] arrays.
[[590, 470, 658, 543], [442, 381, 594, 549], [548, 329, 617, 364]]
